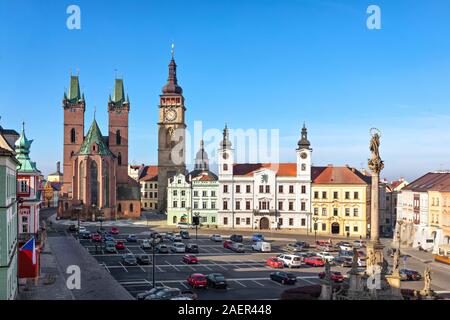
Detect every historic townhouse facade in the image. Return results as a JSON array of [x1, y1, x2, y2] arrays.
[[217, 125, 312, 230], [0, 127, 19, 300], [384, 178, 408, 235], [311, 165, 371, 238], [167, 141, 219, 226], [139, 165, 159, 211]]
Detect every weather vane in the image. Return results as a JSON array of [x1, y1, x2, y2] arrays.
[[171, 43, 175, 58]]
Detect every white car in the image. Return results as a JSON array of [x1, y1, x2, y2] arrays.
[[210, 234, 222, 242], [316, 252, 335, 262], [170, 243, 186, 253], [78, 226, 87, 233], [177, 222, 194, 229], [141, 239, 152, 249], [277, 254, 302, 268], [251, 241, 271, 252], [353, 240, 366, 248]]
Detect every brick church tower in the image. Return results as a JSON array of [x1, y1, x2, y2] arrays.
[[108, 78, 130, 184], [62, 75, 85, 197]]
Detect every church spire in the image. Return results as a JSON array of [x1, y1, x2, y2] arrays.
[[162, 44, 183, 95], [220, 124, 232, 149], [194, 139, 209, 171], [15, 122, 39, 172], [297, 122, 311, 150]]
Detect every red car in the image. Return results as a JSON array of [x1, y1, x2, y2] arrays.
[[182, 255, 198, 264], [91, 233, 102, 242], [110, 227, 119, 235], [223, 240, 233, 249], [304, 256, 325, 267], [115, 241, 125, 250], [187, 273, 208, 288], [266, 257, 284, 269], [318, 271, 344, 282]]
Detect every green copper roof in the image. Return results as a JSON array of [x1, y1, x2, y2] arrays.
[[67, 75, 81, 103], [112, 79, 125, 104], [78, 119, 114, 156], [15, 123, 40, 173]]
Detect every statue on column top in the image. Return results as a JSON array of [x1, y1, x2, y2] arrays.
[[368, 128, 384, 174]]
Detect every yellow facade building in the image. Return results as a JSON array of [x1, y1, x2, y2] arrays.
[[311, 165, 371, 238]]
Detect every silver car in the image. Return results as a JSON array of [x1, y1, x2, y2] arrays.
[[170, 243, 186, 253]]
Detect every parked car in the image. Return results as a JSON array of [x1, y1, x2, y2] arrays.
[[126, 234, 137, 242], [318, 271, 344, 282], [285, 242, 309, 252], [144, 288, 181, 300], [316, 251, 335, 262], [91, 233, 102, 242], [277, 254, 302, 268], [304, 256, 325, 267], [156, 244, 169, 253], [105, 241, 117, 253], [206, 273, 227, 289], [137, 254, 151, 265], [68, 224, 77, 232], [110, 227, 120, 235], [141, 239, 152, 250], [78, 226, 87, 233], [121, 254, 137, 266], [337, 242, 352, 251], [270, 271, 297, 285], [230, 242, 245, 253], [180, 290, 199, 300], [230, 234, 243, 243], [210, 234, 222, 242], [115, 241, 125, 250], [353, 240, 366, 248], [180, 230, 190, 239], [400, 269, 422, 281], [104, 234, 115, 242], [97, 227, 106, 235], [170, 243, 186, 253], [177, 222, 194, 229], [252, 233, 265, 241], [187, 273, 208, 288], [266, 257, 284, 269], [165, 232, 175, 241], [223, 240, 233, 249], [182, 254, 198, 264], [294, 252, 316, 260], [334, 256, 353, 267], [172, 235, 183, 242], [79, 230, 91, 239], [136, 286, 166, 300], [318, 244, 336, 252], [186, 243, 199, 253], [252, 241, 271, 252]]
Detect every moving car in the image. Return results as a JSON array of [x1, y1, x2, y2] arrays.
[[277, 254, 302, 268], [110, 227, 120, 235], [304, 256, 325, 267], [206, 273, 227, 289], [136, 286, 166, 300], [182, 254, 198, 264], [170, 243, 186, 253], [115, 241, 125, 250], [318, 271, 344, 282], [141, 239, 152, 250], [230, 242, 245, 253], [210, 234, 222, 242], [105, 241, 117, 253], [251, 241, 271, 252], [144, 288, 181, 300], [400, 269, 422, 281], [156, 244, 169, 253], [333, 256, 353, 267], [266, 257, 284, 269], [230, 234, 243, 243], [187, 273, 208, 288], [270, 271, 297, 285], [121, 254, 137, 266], [223, 240, 233, 249], [316, 252, 335, 262], [186, 243, 199, 253], [137, 254, 151, 265], [126, 234, 137, 242], [91, 233, 102, 242], [180, 230, 190, 239], [252, 233, 265, 241]]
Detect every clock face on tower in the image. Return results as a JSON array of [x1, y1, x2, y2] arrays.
[[165, 108, 177, 122], [300, 152, 308, 159]]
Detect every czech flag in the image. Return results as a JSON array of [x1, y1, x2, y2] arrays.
[[19, 237, 36, 265]]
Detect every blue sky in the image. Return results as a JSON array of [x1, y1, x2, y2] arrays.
[[1, 0, 450, 182]]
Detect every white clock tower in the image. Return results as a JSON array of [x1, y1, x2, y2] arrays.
[[297, 123, 312, 179]]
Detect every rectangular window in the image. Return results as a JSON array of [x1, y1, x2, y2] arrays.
[[354, 192, 359, 200], [181, 190, 185, 196], [194, 191, 198, 197], [181, 201, 185, 208], [194, 202, 198, 209], [236, 185, 241, 193], [211, 202, 216, 209], [211, 191, 216, 197], [223, 185, 228, 193], [322, 191, 327, 199], [246, 218, 250, 225], [301, 185, 306, 194], [333, 208, 338, 216], [235, 201, 241, 210], [289, 202, 294, 211], [259, 185, 264, 193], [265, 185, 270, 193], [322, 208, 327, 216], [246, 185, 251, 193], [301, 202, 306, 211], [322, 223, 326, 231], [202, 201, 207, 209], [278, 201, 283, 211], [345, 192, 350, 200], [202, 191, 207, 197], [236, 217, 240, 225], [301, 218, 306, 226], [345, 225, 350, 232], [314, 208, 319, 215], [353, 225, 358, 232], [279, 218, 283, 226], [289, 185, 294, 194], [223, 201, 228, 210], [314, 191, 319, 199], [333, 191, 338, 199], [211, 217, 216, 223], [173, 190, 177, 196], [354, 208, 359, 217], [289, 218, 294, 226], [279, 185, 283, 193], [246, 201, 251, 210], [345, 208, 350, 216], [173, 201, 177, 208], [223, 217, 228, 225]]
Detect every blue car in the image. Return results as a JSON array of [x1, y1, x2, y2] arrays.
[[104, 234, 115, 242], [127, 234, 137, 242], [252, 233, 264, 241]]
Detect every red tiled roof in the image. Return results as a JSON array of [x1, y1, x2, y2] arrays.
[[139, 165, 158, 182], [233, 163, 297, 177], [312, 166, 370, 184], [404, 172, 450, 192]]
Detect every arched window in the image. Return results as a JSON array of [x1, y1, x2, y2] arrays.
[[103, 160, 109, 207], [79, 161, 84, 199], [71, 128, 76, 143], [90, 161, 99, 206], [118, 203, 122, 212], [223, 164, 228, 171], [118, 152, 122, 165], [129, 203, 134, 212], [116, 130, 121, 145]]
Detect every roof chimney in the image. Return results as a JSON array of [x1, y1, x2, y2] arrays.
[[56, 161, 61, 173]]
